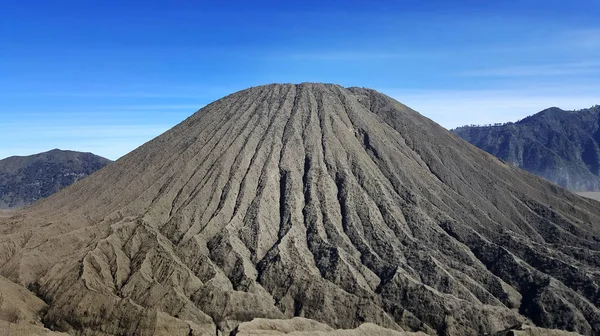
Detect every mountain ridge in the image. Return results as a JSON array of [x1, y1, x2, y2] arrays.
[[452, 105, 600, 191], [0, 149, 111, 209]]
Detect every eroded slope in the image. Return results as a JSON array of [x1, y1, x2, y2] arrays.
[[1, 84, 599, 335]]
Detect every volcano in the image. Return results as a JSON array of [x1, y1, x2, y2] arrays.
[[1, 83, 599, 335]]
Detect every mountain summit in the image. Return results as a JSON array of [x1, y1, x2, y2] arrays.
[[0, 149, 111, 209], [1, 84, 599, 335], [453, 105, 600, 191]]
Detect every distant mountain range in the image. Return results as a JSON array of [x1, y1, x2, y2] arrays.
[[0, 149, 111, 209], [452, 105, 600, 191]]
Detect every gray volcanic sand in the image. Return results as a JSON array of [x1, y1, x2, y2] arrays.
[[0, 84, 598, 336], [0, 276, 68, 335]]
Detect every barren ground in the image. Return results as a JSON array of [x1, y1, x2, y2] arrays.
[[0, 84, 598, 336]]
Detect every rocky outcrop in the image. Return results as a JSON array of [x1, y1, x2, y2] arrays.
[[492, 324, 582, 336], [233, 317, 427, 335], [1, 84, 599, 335]]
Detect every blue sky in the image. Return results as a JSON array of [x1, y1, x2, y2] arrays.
[[1, 0, 599, 160]]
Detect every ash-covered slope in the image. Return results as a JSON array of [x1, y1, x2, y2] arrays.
[[452, 106, 600, 191], [1, 84, 600, 336], [0, 149, 111, 209]]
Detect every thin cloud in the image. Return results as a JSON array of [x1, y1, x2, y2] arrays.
[[100, 104, 202, 111], [1, 91, 207, 99], [13, 106, 202, 115], [459, 61, 600, 77], [561, 28, 600, 49], [0, 84, 240, 99], [382, 87, 600, 129], [0, 124, 173, 160], [266, 51, 434, 61], [1, 124, 171, 139]]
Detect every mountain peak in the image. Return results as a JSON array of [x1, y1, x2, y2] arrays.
[[453, 105, 600, 190], [1, 86, 600, 335], [0, 150, 111, 209]]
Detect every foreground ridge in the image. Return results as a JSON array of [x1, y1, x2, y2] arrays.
[[1, 83, 599, 335]]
